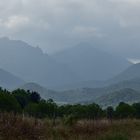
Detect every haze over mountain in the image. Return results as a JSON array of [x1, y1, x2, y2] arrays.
[[15, 62, 140, 106], [20, 63, 140, 104], [0, 0, 140, 57], [96, 88, 140, 107], [0, 37, 130, 89], [0, 68, 24, 89], [20, 77, 140, 106], [20, 83, 61, 102], [109, 63, 140, 84], [0, 36, 139, 107], [60, 63, 140, 90], [0, 0, 140, 118], [20, 82, 97, 104], [52, 43, 130, 81], [0, 37, 80, 87]]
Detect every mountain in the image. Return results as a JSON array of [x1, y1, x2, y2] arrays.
[[0, 37, 80, 88], [54, 80, 106, 90], [19, 62, 140, 105], [0, 68, 24, 89], [20, 83, 97, 104], [19, 77, 140, 105], [95, 88, 140, 107], [109, 63, 140, 84], [0, 38, 130, 89], [52, 62, 140, 91], [20, 83, 61, 101], [76, 77, 140, 105], [52, 42, 130, 82]]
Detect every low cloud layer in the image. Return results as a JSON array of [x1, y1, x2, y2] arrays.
[[0, 0, 140, 53]]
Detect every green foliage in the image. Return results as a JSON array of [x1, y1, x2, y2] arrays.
[[86, 103, 103, 119], [12, 89, 30, 109], [1, 87, 140, 120], [106, 106, 114, 120], [30, 91, 41, 103], [132, 103, 140, 118], [116, 102, 135, 118], [0, 89, 21, 112]]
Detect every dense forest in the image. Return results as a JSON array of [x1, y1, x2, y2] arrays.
[[0, 87, 140, 121]]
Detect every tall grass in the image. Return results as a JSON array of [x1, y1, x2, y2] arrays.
[[0, 113, 139, 140]]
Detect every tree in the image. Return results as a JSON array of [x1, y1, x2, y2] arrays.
[[12, 89, 30, 109], [132, 103, 140, 118], [86, 103, 103, 119], [116, 102, 135, 118], [30, 91, 41, 103], [0, 92, 21, 113], [106, 106, 114, 121]]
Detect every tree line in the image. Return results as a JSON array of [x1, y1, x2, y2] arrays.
[[0, 87, 140, 120]]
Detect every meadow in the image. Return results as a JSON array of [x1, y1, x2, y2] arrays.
[[0, 113, 140, 140]]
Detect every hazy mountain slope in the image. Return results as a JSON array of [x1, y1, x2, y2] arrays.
[[54, 80, 107, 91], [20, 83, 61, 101], [109, 63, 140, 84], [17, 51, 140, 105], [95, 88, 140, 107], [52, 43, 130, 81], [0, 37, 80, 87], [20, 77, 140, 104], [20, 83, 98, 103], [0, 68, 24, 89], [78, 77, 140, 104], [54, 63, 140, 91]]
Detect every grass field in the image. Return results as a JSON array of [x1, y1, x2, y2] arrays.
[[0, 113, 140, 140]]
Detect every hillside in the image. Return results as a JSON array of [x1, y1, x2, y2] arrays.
[[78, 77, 140, 104], [109, 63, 140, 84], [54, 80, 106, 90], [54, 63, 140, 90], [20, 83, 101, 103], [20, 83, 63, 102], [60, 77, 140, 104], [0, 37, 79, 88], [0, 68, 24, 89], [95, 88, 140, 107], [20, 77, 140, 104], [52, 42, 130, 82]]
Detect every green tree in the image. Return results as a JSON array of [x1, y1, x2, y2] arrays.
[[132, 103, 140, 118], [116, 102, 135, 118], [0, 92, 21, 113], [86, 103, 103, 119], [106, 106, 114, 120], [12, 89, 30, 109], [30, 91, 41, 103]]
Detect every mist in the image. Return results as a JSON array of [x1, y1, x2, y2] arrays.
[[0, 0, 140, 106], [0, 0, 139, 56]]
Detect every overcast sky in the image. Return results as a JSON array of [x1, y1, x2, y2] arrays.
[[0, 0, 140, 53]]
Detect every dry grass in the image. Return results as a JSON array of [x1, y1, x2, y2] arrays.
[[0, 113, 139, 140]]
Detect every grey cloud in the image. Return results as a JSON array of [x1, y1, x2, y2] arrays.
[[0, 0, 140, 53]]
